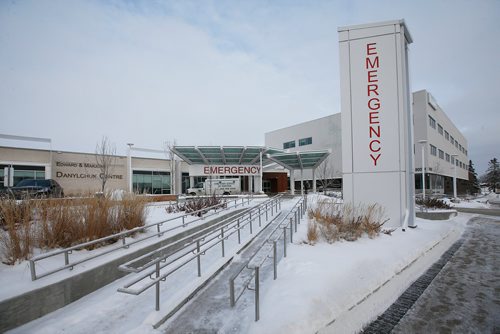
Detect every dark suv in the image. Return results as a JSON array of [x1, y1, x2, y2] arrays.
[[9, 179, 64, 199]]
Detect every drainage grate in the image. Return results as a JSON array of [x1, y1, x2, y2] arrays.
[[361, 240, 464, 334]]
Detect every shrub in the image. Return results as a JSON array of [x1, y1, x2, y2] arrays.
[[166, 195, 227, 216], [0, 194, 148, 264], [416, 197, 451, 209], [306, 200, 388, 244], [0, 199, 35, 264]]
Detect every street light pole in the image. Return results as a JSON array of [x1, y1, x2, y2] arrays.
[[418, 140, 428, 201], [127, 143, 134, 193], [451, 154, 458, 199]]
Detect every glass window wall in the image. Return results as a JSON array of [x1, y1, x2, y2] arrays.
[[133, 170, 170, 194]]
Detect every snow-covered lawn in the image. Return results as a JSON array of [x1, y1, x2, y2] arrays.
[[444, 192, 500, 209]]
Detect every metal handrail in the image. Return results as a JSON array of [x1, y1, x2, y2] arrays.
[[117, 195, 283, 311], [229, 195, 307, 321], [29, 197, 254, 281]]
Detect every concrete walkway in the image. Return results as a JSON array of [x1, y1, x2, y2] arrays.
[[364, 216, 500, 333]]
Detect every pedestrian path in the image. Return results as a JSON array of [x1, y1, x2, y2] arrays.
[[159, 208, 293, 333], [363, 216, 500, 333]]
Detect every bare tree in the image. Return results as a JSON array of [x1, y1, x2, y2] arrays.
[[164, 140, 177, 194], [316, 160, 337, 191], [95, 136, 117, 194], [430, 162, 444, 194]]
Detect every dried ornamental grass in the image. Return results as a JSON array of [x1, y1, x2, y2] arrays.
[[306, 200, 388, 244], [0, 194, 148, 264], [0, 199, 35, 264]]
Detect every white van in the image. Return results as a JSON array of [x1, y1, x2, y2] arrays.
[[187, 178, 241, 196]]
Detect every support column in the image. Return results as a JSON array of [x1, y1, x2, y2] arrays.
[[248, 176, 253, 193], [255, 175, 262, 193], [312, 168, 317, 193], [290, 170, 295, 195], [190, 176, 195, 188], [300, 169, 304, 195]]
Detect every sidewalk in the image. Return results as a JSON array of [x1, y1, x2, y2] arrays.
[[392, 216, 500, 333]]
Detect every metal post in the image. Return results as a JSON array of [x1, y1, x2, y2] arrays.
[[283, 227, 287, 257], [255, 266, 260, 322], [157, 224, 161, 235], [418, 139, 428, 201], [258, 207, 261, 226], [29, 260, 36, 281], [266, 204, 268, 220], [229, 278, 235, 307], [250, 217, 253, 234], [289, 218, 293, 243], [271, 202, 274, 216], [196, 240, 201, 277], [273, 241, 277, 280], [182, 216, 185, 226], [237, 219, 241, 244], [221, 227, 225, 257], [279, 199, 281, 210], [155, 262, 160, 311], [64, 251, 69, 266], [294, 215, 298, 232]]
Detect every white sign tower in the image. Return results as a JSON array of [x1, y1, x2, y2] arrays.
[[339, 20, 415, 228]]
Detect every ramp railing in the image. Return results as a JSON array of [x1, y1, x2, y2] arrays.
[[116, 195, 283, 311], [229, 195, 307, 321]]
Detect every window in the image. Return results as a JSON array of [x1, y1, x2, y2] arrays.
[[430, 144, 437, 156], [451, 156, 455, 164], [133, 170, 170, 194], [459, 144, 462, 152], [428, 116, 436, 129], [11, 166, 45, 187], [438, 124, 443, 135], [444, 131, 449, 140], [455, 140, 458, 148], [439, 149, 444, 159], [446, 153, 450, 162], [298, 137, 312, 146], [450, 135, 454, 144], [283, 140, 295, 149]]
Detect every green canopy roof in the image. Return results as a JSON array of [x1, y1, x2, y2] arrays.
[[172, 145, 330, 170], [266, 150, 331, 170], [172, 146, 283, 165]]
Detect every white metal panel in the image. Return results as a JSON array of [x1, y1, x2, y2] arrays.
[[349, 34, 400, 172], [339, 20, 414, 228]]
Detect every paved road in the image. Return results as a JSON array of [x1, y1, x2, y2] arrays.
[[391, 216, 500, 333], [455, 207, 500, 217]]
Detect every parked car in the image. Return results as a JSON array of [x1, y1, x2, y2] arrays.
[[9, 179, 64, 199]]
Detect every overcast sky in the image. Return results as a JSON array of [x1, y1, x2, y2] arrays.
[[1, 0, 499, 174]]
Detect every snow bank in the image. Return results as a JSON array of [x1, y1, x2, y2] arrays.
[[248, 213, 468, 334]]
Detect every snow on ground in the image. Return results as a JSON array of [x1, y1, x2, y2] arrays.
[[0, 197, 263, 302], [443, 192, 500, 209], [247, 206, 469, 333], [4, 195, 475, 334]]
